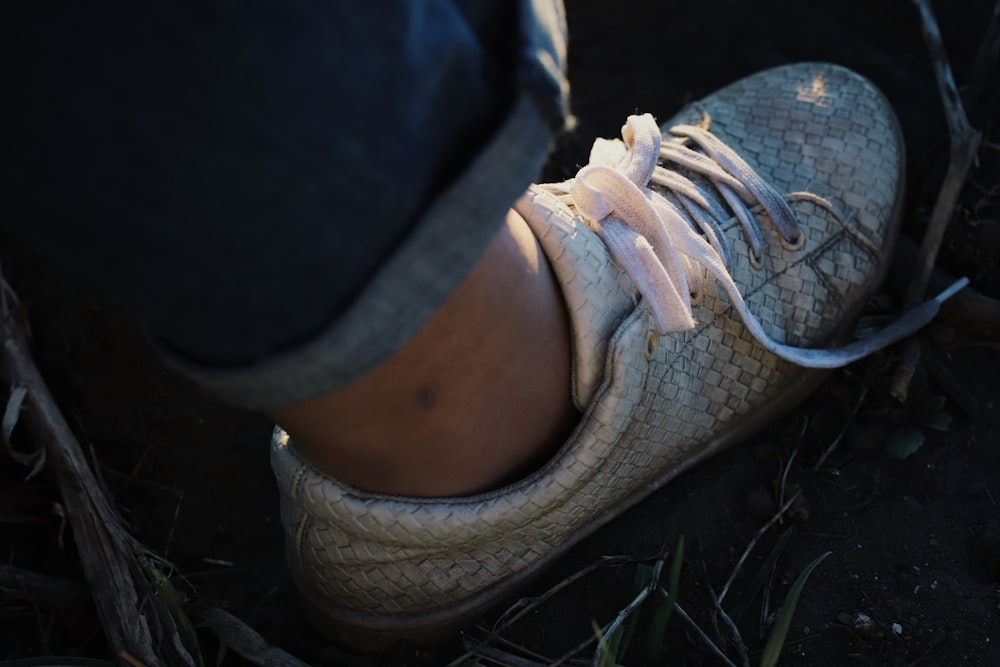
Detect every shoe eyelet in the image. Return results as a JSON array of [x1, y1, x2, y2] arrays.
[[689, 289, 703, 307], [781, 232, 805, 252], [644, 332, 659, 360]]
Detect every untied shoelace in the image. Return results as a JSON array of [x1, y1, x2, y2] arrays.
[[544, 114, 965, 369]]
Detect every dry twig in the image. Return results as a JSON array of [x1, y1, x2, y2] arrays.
[[893, 0, 984, 400], [963, 0, 1000, 122], [717, 490, 802, 606], [0, 279, 195, 666], [450, 555, 639, 667], [195, 606, 309, 667]]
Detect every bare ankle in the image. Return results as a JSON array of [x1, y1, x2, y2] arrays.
[[267, 209, 577, 497]]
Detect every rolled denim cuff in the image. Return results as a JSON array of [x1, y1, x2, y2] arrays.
[[165, 96, 559, 409], [162, 0, 568, 409]]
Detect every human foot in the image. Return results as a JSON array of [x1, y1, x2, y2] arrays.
[[266, 208, 577, 497], [272, 62, 953, 650]]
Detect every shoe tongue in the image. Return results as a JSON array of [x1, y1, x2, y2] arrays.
[[515, 185, 635, 410]]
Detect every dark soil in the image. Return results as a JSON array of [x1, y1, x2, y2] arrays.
[[2, 0, 999, 665]]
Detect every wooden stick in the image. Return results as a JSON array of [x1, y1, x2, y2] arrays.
[[910, 0, 973, 144], [195, 606, 309, 667], [963, 0, 1000, 120], [893, 0, 983, 401], [0, 291, 195, 666]]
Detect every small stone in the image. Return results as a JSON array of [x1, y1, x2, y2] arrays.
[[788, 494, 810, 522], [852, 611, 883, 639], [892, 622, 903, 636], [854, 612, 875, 632]]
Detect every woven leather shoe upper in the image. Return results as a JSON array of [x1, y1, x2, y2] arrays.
[[270, 62, 904, 638]]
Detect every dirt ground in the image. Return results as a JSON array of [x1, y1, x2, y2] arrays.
[[2, 0, 999, 665]]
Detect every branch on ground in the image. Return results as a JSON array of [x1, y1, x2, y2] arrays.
[[0, 279, 196, 666], [893, 0, 985, 401]]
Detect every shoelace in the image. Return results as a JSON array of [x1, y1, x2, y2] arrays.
[[544, 114, 965, 369]]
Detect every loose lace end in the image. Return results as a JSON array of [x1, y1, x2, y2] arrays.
[[764, 277, 969, 370], [932, 276, 969, 303]]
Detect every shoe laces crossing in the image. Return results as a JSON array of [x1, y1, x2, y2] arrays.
[[544, 114, 965, 369]]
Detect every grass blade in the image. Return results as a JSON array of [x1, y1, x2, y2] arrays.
[[759, 551, 830, 667], [594, 561, 662, 665], [613, 565, 654, 660], [592, 620, 616, 667], [646, 535, 684, 666], [729, 527, 793, 624], [139, 558, 204, 667]]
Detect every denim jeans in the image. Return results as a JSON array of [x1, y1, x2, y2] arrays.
[[0, 0, 568, 408]]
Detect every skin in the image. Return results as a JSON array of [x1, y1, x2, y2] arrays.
[[266, 209, 579, 497]]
